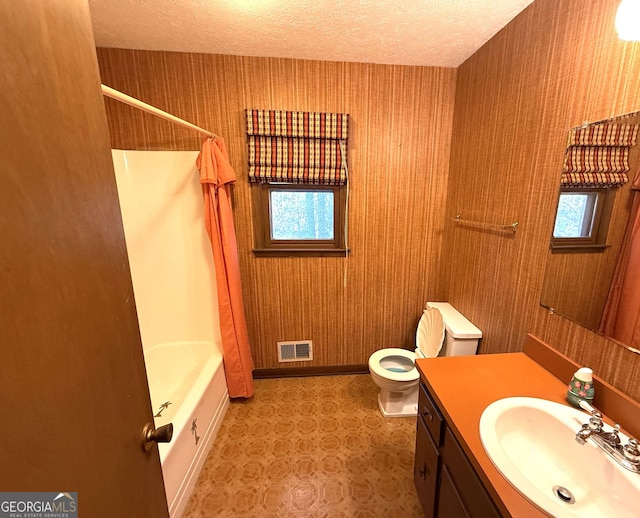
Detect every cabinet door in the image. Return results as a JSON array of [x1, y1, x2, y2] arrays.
[[437, 465, 471, 518], [414, 418, 440, 517], [441, 428, 502, 518]]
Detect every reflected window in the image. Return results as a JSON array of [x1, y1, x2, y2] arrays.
[[553, 192, 598, 238], [551, 188, 614, 249]]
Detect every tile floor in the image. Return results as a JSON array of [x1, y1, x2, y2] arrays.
[[183, 374, 424, 517]]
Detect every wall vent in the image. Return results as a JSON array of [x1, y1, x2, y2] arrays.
[[277, 340, 313, 362]]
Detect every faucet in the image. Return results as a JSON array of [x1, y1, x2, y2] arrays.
[[575, 411, 620, 446], [575, 409, 640, 473]]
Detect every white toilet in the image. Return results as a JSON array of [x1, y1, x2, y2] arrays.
[[368, 302, 482, 417]]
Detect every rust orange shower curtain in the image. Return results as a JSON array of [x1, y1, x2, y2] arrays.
[[600, 190, 640, 348], [196, 137, 254, 398]]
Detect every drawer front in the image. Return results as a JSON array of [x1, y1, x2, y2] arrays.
[[414, 417, 440, 517], [441, 427, 502, 518], [418, 383, 444, 446]]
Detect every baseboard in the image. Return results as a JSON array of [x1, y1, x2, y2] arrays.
[[253, 364, 369, 379]]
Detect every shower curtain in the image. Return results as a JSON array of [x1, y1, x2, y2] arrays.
[[197, 137, 254, 398], [599, 170, 640, 348], [599, 194, 640, 348]]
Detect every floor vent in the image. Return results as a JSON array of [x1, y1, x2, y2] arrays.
[[277, 340, 313, 362]]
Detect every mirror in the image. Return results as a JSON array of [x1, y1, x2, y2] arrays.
[[541, 110, 640, 346]]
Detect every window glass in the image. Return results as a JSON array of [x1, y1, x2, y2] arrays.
[[551, 188, 615, 250], [553, 192, 598, 238], [270, 189, 334, 240]]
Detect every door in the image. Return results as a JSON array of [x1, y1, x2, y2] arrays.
[[0, 2, 168, 517]]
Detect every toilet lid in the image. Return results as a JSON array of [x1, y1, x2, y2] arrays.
[[416, 307, 444, 358]]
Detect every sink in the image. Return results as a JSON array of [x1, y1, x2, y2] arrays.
[[479, 397, 640, 518]]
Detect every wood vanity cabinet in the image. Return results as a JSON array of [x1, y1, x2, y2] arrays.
[[414, 382, 502, 518]]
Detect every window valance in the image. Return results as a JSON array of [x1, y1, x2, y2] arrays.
[[562, 123, 639, 187], [245, 109, 349, 185]]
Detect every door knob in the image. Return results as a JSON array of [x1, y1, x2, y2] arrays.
[[142, 422, 173, 451]]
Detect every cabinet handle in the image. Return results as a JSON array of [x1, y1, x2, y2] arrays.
[[422, 408, 433, 421], [419, 463, 427, 480]]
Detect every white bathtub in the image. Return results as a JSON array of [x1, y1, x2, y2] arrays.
[[144, 341, 229, 518]]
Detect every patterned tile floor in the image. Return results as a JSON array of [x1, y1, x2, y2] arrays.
[[183, 374, 424, 517]]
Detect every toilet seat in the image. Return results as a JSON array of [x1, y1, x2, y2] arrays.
[[368, 348, 419, 382], [369, 309, 445, 384]]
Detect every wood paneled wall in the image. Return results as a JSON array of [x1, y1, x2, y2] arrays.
[[97, 50, 457, 369], [444, 0, 640, 400]]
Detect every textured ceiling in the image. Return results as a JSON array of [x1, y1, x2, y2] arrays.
[[89, 0, 534, 67]]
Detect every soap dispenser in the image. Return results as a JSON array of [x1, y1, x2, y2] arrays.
[[567, 367, 595, 408]]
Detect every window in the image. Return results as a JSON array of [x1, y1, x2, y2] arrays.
[[245, 109, 349, 256], [252, 183, 346, 255], [553, 121, 638, 251], [551, 188, 614, 250]]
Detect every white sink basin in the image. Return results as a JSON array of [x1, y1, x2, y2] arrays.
[[479, 397, 640, 518]]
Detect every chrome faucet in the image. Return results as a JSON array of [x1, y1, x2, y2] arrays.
[[575, 409, 640, 473]]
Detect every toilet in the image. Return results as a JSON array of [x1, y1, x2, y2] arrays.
[[368, 302, 482, 417]]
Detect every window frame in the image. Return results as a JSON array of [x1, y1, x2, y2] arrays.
[[550, 187, 615, 251], [251, 183, 348, 256]]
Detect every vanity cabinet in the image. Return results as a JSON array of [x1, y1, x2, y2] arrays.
[[414, 415, 439, 514], [414, 382, 502, 518]]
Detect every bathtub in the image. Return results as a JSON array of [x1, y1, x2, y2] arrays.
[[144, 341, 229, 518]]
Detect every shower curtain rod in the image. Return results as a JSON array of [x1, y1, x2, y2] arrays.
[[101, 84, 216, 138]]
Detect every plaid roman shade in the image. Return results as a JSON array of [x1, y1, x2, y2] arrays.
[[245, 109, 349, 185], [562, 123, 639, 187]]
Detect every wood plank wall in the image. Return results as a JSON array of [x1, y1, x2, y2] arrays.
[[444, 0, 640, 400], [97, 50, 457, 369]]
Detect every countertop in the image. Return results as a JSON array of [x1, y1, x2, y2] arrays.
[[416, 352, 579, 518]]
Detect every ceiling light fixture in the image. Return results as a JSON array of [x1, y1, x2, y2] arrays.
[[615, 0, 640, 41]]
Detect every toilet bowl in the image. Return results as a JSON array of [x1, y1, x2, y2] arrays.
[[369, 348, 422, 417], [368, 302, 482, 417]]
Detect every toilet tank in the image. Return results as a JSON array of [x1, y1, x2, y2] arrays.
[[426, 302, 482, 357]]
